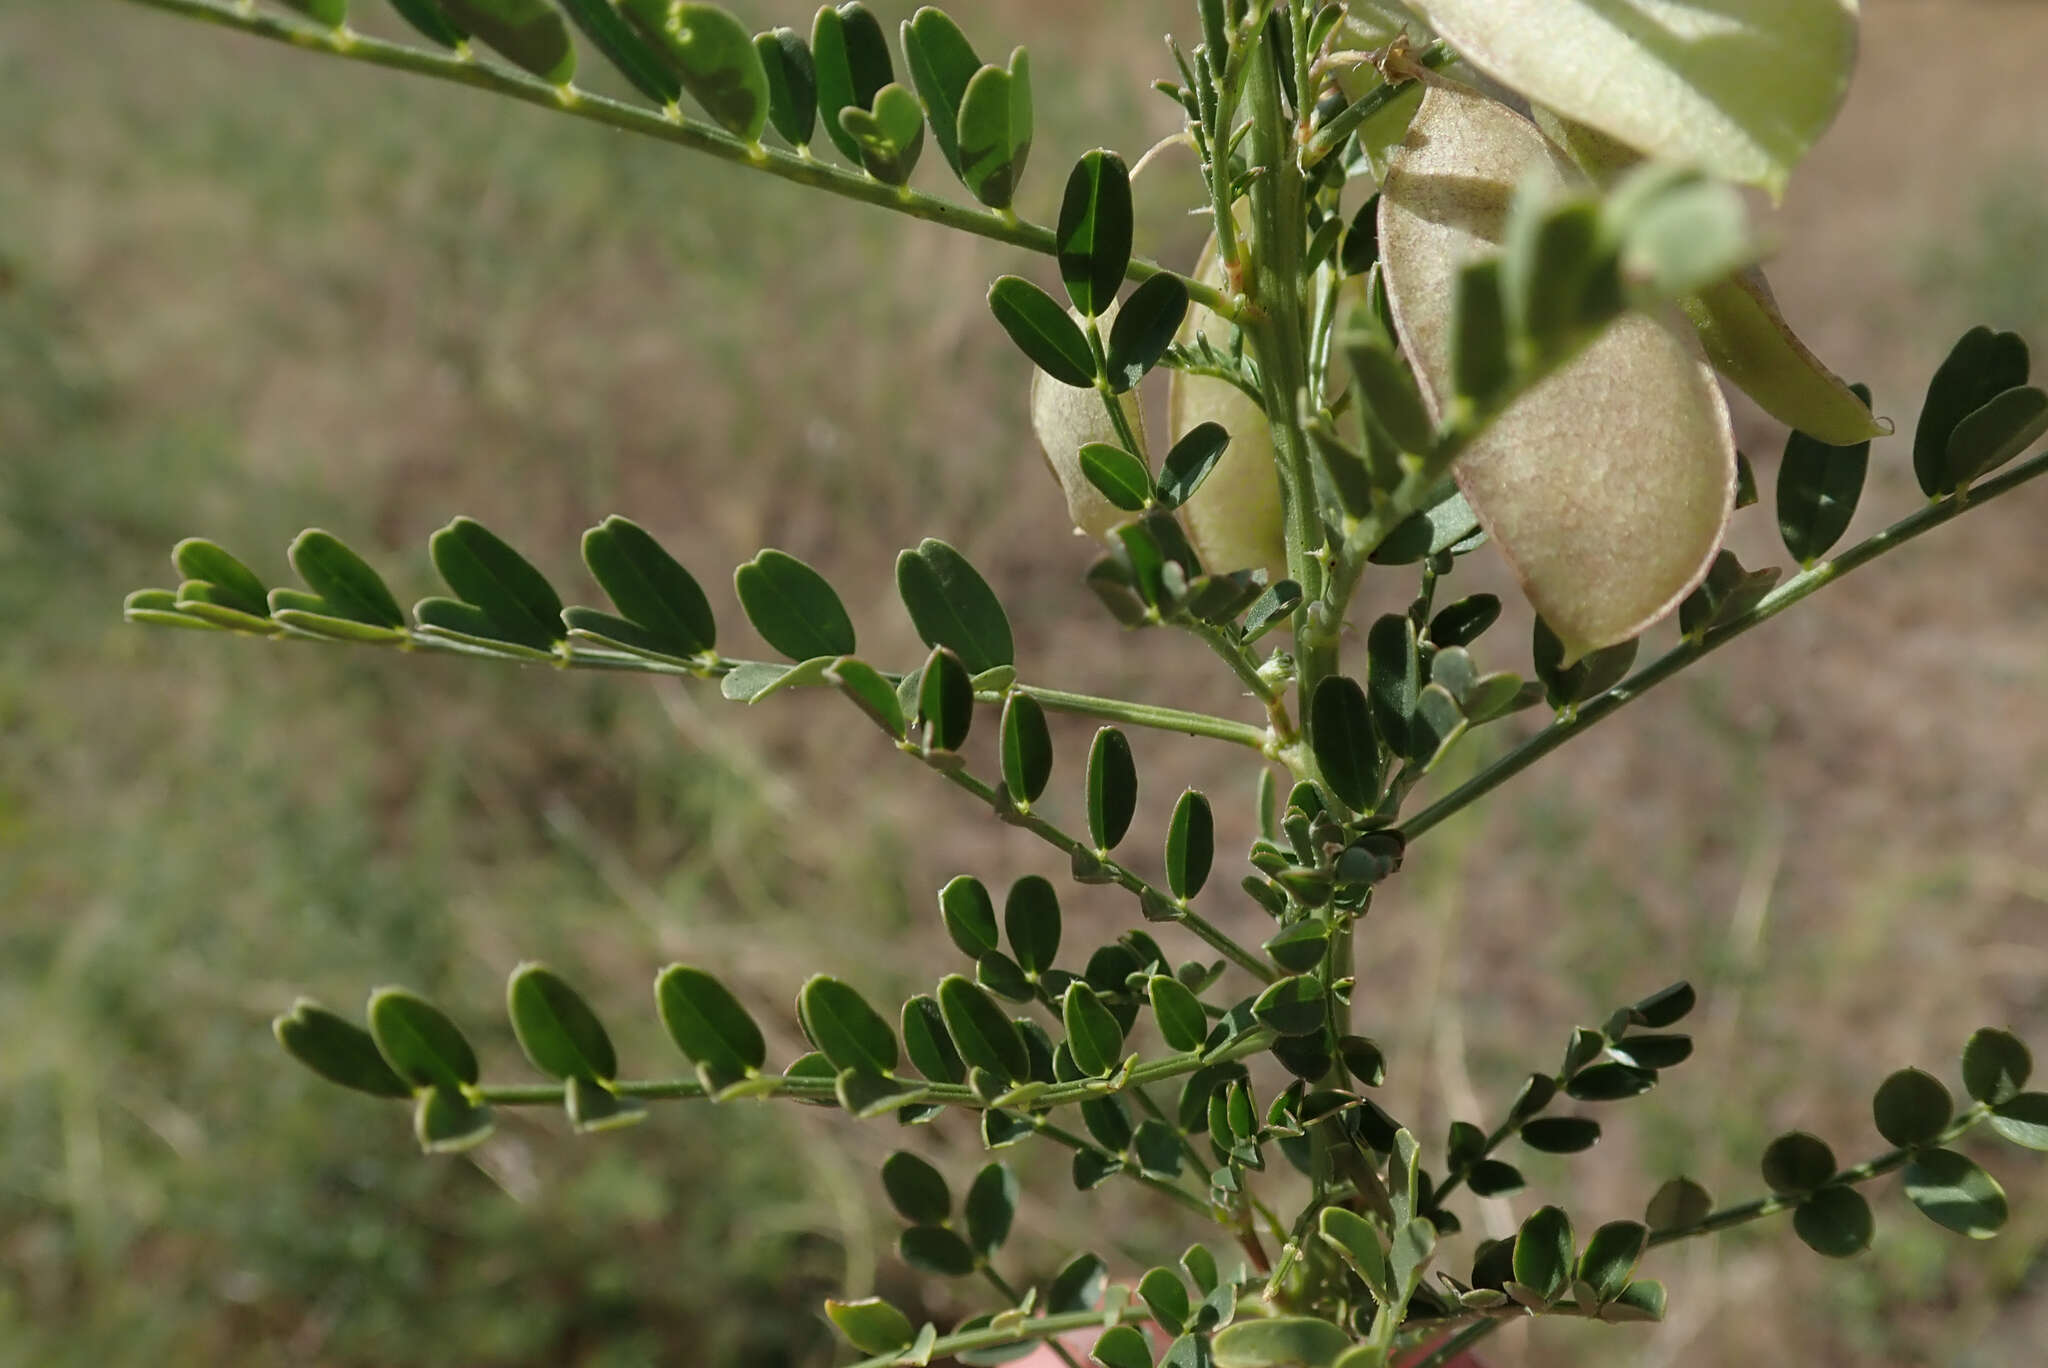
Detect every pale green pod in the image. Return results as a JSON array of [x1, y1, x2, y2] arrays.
[[1029, 307, 1147, 543], [1681, 269, 1888, 444], [1168, 233, 1288, 582], [1379, 83, 1737, 661], [1533, 108, 1886, 444], [1407, 0, 1860, 199]]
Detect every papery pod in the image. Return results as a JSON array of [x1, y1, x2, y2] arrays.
[[1379, 83, 1736, 660], [1168, 230, 1287, 581], [1534, 108, 1885, 445], [1030, 299, 1147, 542], [1407, 0, 1860, 199], [1680, 270, 1887, 444], [1331, 46, 1427, 186]]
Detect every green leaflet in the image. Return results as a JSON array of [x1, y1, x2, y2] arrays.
[[558, 0, 682, 105], [620, 2, 769, 141], [435, 0, 577, 84], [840, 83, 925, 185], [811, 3, 893, 165], [755, 28, 817, 147], [955, 47, 1032, 209], [824, 1298, 916, 1355]]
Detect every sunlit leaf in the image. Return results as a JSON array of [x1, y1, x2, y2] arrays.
[[1410, 0, 1859, 198]]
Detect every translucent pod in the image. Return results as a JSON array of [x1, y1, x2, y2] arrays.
[[1168, 233, 1288, 582], [1029, 364, 1147, 542], [1379, 83, 1737, 661], [1533, 108, 1886, 445]]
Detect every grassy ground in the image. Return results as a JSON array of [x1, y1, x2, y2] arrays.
[[2, 1, 2044, 1365]]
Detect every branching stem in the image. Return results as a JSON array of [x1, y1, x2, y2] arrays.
[[843, 1304, 1153, 1368], [474, 1023, 1276, 1113], [1403, 1105, 2001, 1362]]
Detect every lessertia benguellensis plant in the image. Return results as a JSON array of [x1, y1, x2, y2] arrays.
[[114, 2, 2047, 1364]]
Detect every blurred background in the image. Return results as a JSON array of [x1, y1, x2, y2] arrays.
[[2, 1, 2044, 1363]]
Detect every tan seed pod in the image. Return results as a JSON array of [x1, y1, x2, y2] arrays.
[[1168, 232, 1288, 582], [1379, 82, 1737, 661], [1028, 299, 1148, 543]]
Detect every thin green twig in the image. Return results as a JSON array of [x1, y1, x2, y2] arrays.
[[153, 612, 1272, 749], [1403, 1320, 1504, 1367], [1401, 447, 2048, 841], [982, 1268, 1086, 1368], [843, 1304, 1152, 1368], [1402, 1105, 1999, 1360]]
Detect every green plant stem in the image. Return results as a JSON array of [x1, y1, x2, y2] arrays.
[[1401, 447, 2048, 841], [184, 619, 1272, 749], [1429, 1049, 1566, 1213], [1085, 318, 1149, 463], [1325, 352, 1559, 639], [1011, 685, 1269, 750], [473, 1025, 1276, 1113], [930, 762, 1278, 984], [841, 1306, 1152, 1368], [1290, 3, 1315, 146], [982, 1269, 1086, 1368], [1159, 347, 1266, 405], [1647, 1105, 1990, 1249], [117, 0, 1235, 316], [1129, 1083, 1280, 1271], [1187, 622, 1299, 746]]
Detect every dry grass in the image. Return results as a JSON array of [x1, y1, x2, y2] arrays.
[[1, 1, 2043, 1364]]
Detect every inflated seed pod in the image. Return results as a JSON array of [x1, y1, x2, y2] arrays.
[[1029, 301, 1147, 543], [1680, 268, 1888, 444], [1533, 108, 1885, 445], [1379, 82, 1737, 661], [1168, 232, 1288, 582]]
